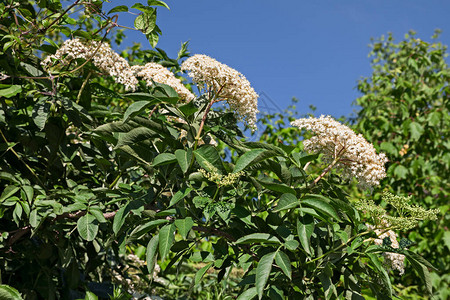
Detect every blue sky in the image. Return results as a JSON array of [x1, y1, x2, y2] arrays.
[[104, 1, 450, 119]]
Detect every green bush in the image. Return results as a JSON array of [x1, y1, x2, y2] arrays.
[[0, 1, 441, 299]]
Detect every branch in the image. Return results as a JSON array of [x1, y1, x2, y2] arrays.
[[192, 225, 236, 242]]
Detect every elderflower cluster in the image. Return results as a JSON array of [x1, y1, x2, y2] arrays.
[[181, 54, 259, 129], [41, 39, 138, 91], [291, 115, 388, 190], [199, 168, 244, 186], [41, 39, 195, 100], [356, 192, 439, 230], [131, 63, 195, 101], [367, 221, 405, 275]]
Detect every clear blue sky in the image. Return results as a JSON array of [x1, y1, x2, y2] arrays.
[[104, 1, 450, 119]]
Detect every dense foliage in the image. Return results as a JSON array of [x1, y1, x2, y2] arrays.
[[0, 1, 444, 299], [353, 31, 449, 300]]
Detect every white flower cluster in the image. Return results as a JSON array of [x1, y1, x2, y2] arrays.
[[131, 63, 195, 101], [41, 39, 138, 91], [41, 39, 193, 101], [291, 115, 388, 190], [367, 223, 405, 275], [181, 54, 259, 129]]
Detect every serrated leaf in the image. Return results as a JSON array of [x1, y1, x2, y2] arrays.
[[284, 239, 299, 251], [297, 215, 314, 255], [169, 187, 192, 207], [0, 186, 19, 202], [77, 214, 99, 241], [175, 149, 192, 173], [108, 5, 128, 14], [147, 0, 170, 9], [275, 251, 292, 279], [233, 149, 277, 173], [123, 100, 157, 122], [236, 233, 281, 245], [116, 127, 158, 148], [0, 85, 21, 98], [367, 253, 392, 298], [237, 287, 257, 300], [174, 217, 194, 239], [153, 153, 176, 166], [113, 205, 130, 234], [159, 223, 175, 262], [256, 251, 276, 299], [273, 193, 299, 212], [0, 284, 23, 300], [301, 195, 340, 221], [178, 101, 198, 117], [128, 219, 169, 242], [146, 234, 159, 274], [194, 145, 224, 174], [194, 262, 213, 285]]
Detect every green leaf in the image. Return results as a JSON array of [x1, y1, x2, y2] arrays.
[[178, 101, 198, 117], [135, 10, 157, 34], [152, 153, 176, 166], [123, 100, 157, 122], [169, 187, 193, 207], [258, 180, 296, 195], [0, 285, 23, 300], [146, 234, 159, 274], [194, 262, 213, 285], [409, 122, 424, 141], [256, 251, 276, 299], [159, 223, 175, 262], [0, 186, 19, 202], [108, 5, 128, 14], [236, 233, 281, 245], [301, 195, 340, 221], [275, 251, 292, 279], [427, 111, 440, 126], [284, 240, 299, 251], [116, 127, 158, 148], [297, 215, 314, 255], [113, 205, 130, 234], [394, 164, 409, 179], [194, 145, 224, 174], [380, 142, 397, 155], [273, 193, 299, 212], [367, 253, 392, 298], [175, 149, 192, 173], [32, 100, 50, 131], [237, 287, 257, 300], [0, 85, 21, 98], [233, 149, 277, 173], [128, 219, 169, 242], [174, 217, 194, 239], [77, 214, 99, 241], [84, 291, 98, 300], [407, 255, 433, 295], [147, 0, 170, 9]]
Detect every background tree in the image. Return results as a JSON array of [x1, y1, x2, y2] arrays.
[[352, 31, 449, 300]]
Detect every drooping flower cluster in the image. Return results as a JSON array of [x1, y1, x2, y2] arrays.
[[367, 222, 405, 275], [181, 54, 259, 129], [131, 63, 195, 101], [41, 39, 194, 101], [291, 115, 388, 190], [41, 39, 138, 91]]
